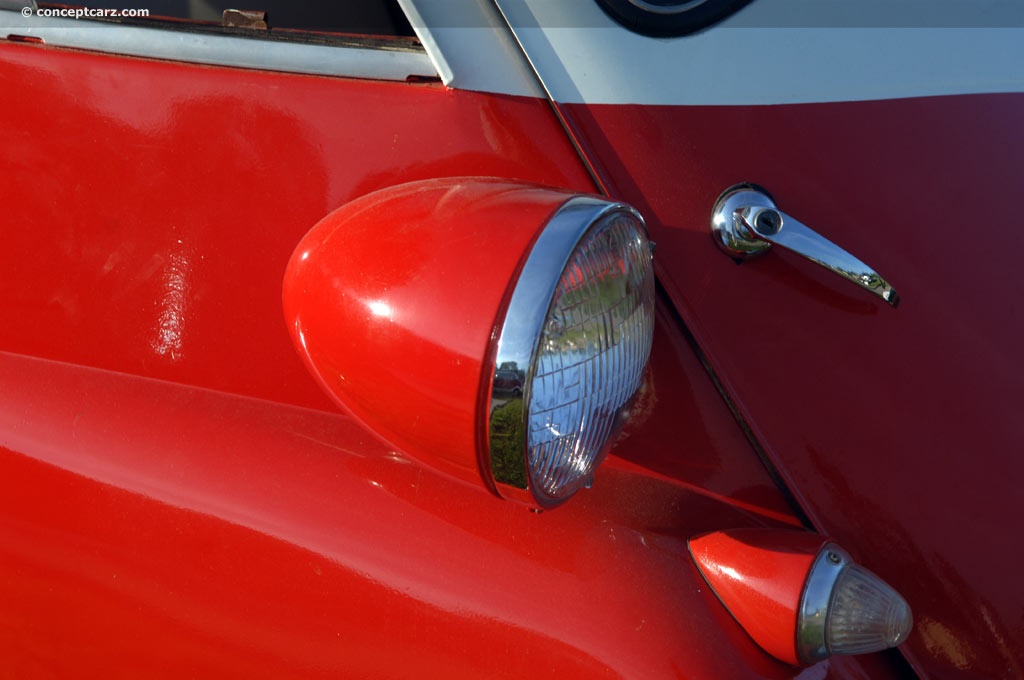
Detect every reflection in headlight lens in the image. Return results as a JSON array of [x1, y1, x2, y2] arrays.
[[527, 211, 655, 503]]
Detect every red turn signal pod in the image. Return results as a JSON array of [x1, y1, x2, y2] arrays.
[[689, 528, 912, 666]]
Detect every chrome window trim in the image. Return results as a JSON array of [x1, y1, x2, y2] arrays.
[[0, 10, 436, 81]]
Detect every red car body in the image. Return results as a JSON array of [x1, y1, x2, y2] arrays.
[[1, 0, 1021, 677]]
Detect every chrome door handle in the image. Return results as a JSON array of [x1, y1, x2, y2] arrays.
[[711, 185, 899, 308]]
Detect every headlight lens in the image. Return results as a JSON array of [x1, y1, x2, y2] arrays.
[[486, 197, 655, 507]]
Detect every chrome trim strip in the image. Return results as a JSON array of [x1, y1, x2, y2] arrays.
[[485, 197, 638, 507], [0, 10, 436, 81]]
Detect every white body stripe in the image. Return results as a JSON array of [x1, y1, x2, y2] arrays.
[[508, 26, 1024, 105], [488, 0, 1024, 104]]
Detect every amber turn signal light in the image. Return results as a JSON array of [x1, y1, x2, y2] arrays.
[[689, 528, 912, 666]]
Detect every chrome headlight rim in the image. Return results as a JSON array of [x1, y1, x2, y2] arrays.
[[483, 196, 653, 508]]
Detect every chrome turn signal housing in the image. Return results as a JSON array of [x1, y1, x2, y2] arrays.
[[689, 528, 912, 666], [798, 543, 912, 662]]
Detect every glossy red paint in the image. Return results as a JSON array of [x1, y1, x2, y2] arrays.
[[0, 299, 898, 678], [561, 94, 1024, 677], [0, 40, 594, 413], [0, 38, 878, 677], [690, 529, 830, 666], [284, 179, 577, 487]]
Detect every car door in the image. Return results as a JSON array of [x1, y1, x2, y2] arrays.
[[491, 0, 1024, 677]]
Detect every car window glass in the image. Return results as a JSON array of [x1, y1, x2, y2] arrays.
[[37, 0, 417, 40]]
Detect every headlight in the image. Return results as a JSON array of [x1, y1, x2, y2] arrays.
[[487, 198, 655, 507], [284, 179, 653, 508]]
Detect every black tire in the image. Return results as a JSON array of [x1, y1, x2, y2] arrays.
[[595, 0, 754, 38]]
